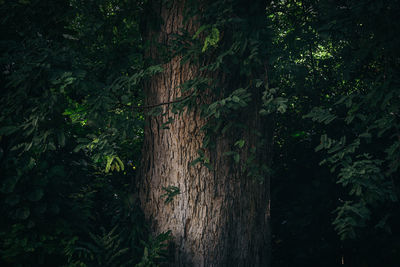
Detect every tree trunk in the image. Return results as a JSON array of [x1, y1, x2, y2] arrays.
[[138, 1, 270, 266]]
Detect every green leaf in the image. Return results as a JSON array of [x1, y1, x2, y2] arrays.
[[232, 96, 241, 103], [1, 177, 18, 193], [234, 139, 245, 148], [35, 204, 47, 214], [48, 142, 56, 151], [73, 143, 86, 153], [16, 207, 30, 220], [234, 153, 240, 163], [161, 186, 180, 204], [105, 156, 114, 173], [115, 156, 125, 171], [57, 132, 66, 147], [202, 27, 220, 52], [49, 165, 65, 177], [0, 126, 18, 136], [28, 188, 44, 202], [193, 24, 209, 39], [5, 194, 20, 206], [255, 80, 263, 88], [190, 157, 202, 166], [223, 151, 235, 156], [204, 162, 213, 170], [49, 204, 60, 214]]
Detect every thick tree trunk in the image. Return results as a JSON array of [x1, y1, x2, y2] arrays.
[[138, 1, 270, 266]]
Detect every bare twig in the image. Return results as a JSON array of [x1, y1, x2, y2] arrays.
[[133, 90, 195, 110], [116, 90, 196, 111]]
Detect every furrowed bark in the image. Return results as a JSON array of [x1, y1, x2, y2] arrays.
[[138, 1, 271, 266]]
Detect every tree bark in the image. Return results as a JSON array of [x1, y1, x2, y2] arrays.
[[138, 1, 270, 266]]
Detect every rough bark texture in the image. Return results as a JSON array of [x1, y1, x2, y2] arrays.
[[138, 1, 270, 266]]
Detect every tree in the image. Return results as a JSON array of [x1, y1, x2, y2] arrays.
[[137, 0, 272, 266], [3, 0, 399, 266]]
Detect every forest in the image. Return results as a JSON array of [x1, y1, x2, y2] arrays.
[[1, 0, 399, 266]]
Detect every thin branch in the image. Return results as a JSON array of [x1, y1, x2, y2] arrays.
[[117, 90, 196, 111]]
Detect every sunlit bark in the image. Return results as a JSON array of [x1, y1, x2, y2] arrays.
[[138, 1, 270, 266]]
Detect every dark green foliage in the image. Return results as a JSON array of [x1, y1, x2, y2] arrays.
[[135, 231, 172, 267], [1, 0, 400, 266], [269, 0, 400, 265], [161, 186, 180, 204], [180, 0, 274, 184], [0, 0, 169, 266]]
